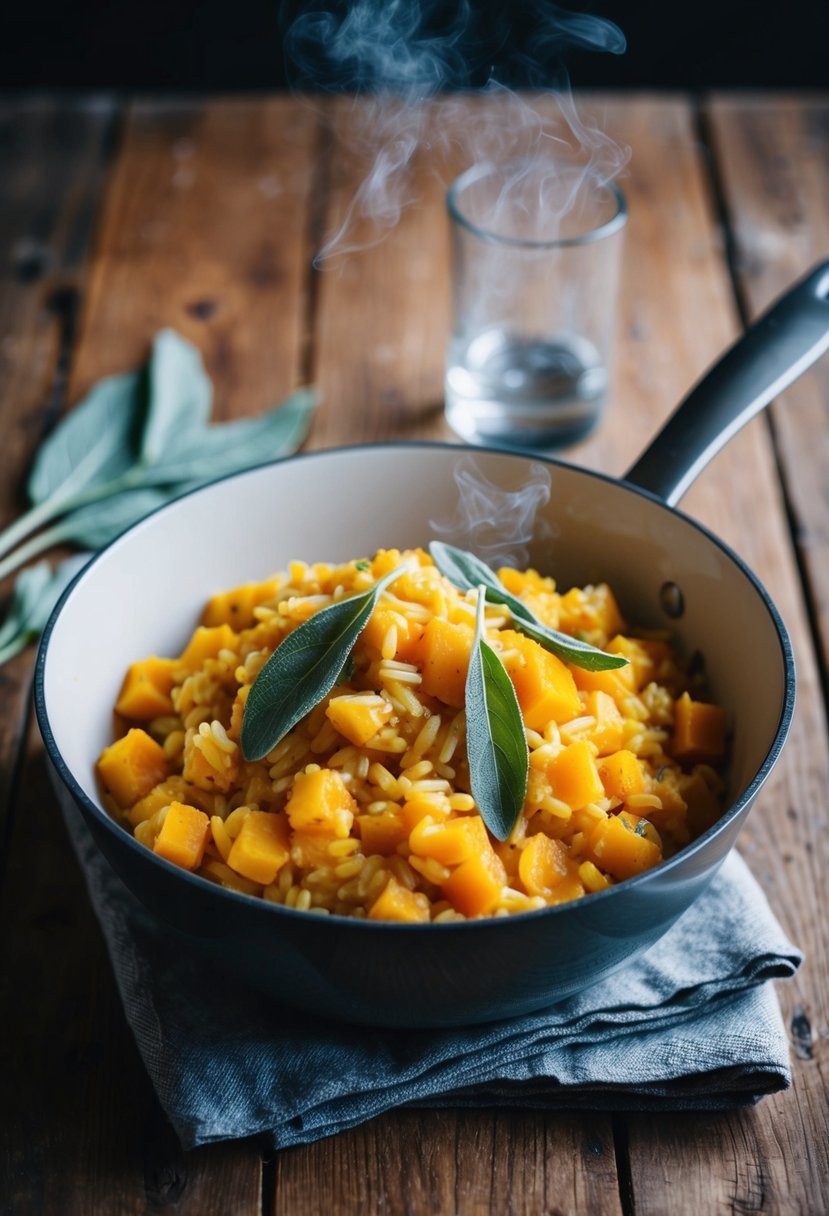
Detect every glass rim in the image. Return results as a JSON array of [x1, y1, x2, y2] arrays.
[[446, 157, 628, 250]]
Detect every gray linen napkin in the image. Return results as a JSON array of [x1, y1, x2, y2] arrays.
[[63, 801, 801, 1149]]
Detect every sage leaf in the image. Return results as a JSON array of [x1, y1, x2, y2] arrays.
[[465, 587, 528, 842], [141, 329, 212, 465], [0, 554, 89, 664], [49, 488, 175, 550], [241, 563, 406, 762], [145, 388, 318, 486], [429, 541, 627, 673], [27, 371, 145, 508]]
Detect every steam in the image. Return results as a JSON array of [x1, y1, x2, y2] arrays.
[[430, 456, 553, 569], [281, 0, 629, 263]]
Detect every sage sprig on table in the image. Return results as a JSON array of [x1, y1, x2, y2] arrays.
[[429, 541, 628, 673], [465, 586, 529, 841], [241, 565, 409, 762], [0, 330, 318, 659], [0, 555, 89, 666]]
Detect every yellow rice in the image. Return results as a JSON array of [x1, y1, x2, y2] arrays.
[[98, 548, 728, 922]]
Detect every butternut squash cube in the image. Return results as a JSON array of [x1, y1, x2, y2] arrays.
[[128, 776, 193, 826], [201, 578, 280, 629], [178, 624, 239, 671], [606, 636, 669, 691], [97, 728, 169, 810], [586, 812, 662, 881], [400, 798, 451, 834], [584, 690, 625, 756], [571, 655, 636, 703], [115, 657, 177, 720], [409, 617, 474, 708], [227, 810, 291, 885], [558, 584, 626, 638], [153, 801, 209, 871], [360, 605, 424, 664], [498, 630, 582, 729], [325, 693, 393, 747], [441, 845, 507, 917], [518, 833, 569, 897], [358, 810, 408, 856], [546, 741, 605, 809], [290, 831, 336, 869], [672, 692, 728, 764], [368, 876, 431, 923], [598, 750, 646, 801], [409, 814, 489, 867], [286, 768, 357, 837]]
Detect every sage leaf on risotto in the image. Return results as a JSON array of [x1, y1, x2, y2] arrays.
[[429, 541, 628, 673], [241, 564, 408, 762], [465, 587, 529, 842]]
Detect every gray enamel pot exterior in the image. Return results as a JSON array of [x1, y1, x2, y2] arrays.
[[35, 263, 829, 1028]]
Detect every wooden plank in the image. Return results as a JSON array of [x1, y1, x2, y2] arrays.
[[0, 96, 115, 845], [588, 96, 829, 1213], [307, 96, 454, 448], [68, 95, 321, 416], [0, 96, 328, 1214], [705, 95, 829, 671], [272, 1109, 620, 1216]]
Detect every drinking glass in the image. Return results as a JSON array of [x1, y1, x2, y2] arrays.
[[444, 156, 627, 448]]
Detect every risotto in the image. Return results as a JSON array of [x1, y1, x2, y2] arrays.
[[96, 548, 729, 922]]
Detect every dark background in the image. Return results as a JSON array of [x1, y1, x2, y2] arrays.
[[2, 0, 828, 91]]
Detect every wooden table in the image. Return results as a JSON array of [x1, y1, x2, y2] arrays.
[[1, 92, 827, 1215]]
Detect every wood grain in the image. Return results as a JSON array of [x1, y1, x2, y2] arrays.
[[608, 95, 829, 1214], [0, 97, 116, 857], [706, 96, 829, 674], [67, 96, 321, 417], [272, 1109, 621, 1216]]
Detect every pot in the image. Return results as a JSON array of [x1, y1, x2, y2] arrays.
[[35, 262, 829, 1027]]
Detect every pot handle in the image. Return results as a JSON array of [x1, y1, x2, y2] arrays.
[[624, 260, 829, 507]]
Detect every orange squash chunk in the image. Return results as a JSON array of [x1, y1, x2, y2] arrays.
[[325, 693, 393, 747], [571, 658, 636, 703], [201, 578, 280, 629], [290, 831, 337, 869], [409, 814, 489, 866], [441, 845, 507, 917], [598, 750, 646, 801], [286, 768, 357, 837], [360, 605, 424, 664], [358, 810, 408, 856], [498, 630, 582, 729], [586, 812, 662, 880], [115, 657, 177, 720], [518, 833, 569, 897], [227, 811, 291, 885], [546, 741, 605, 808], [368, 876, 431, 923], [584, 690, 625, 756], [409, 617, 474, 708], [178, 624, 239, 671], [153, 801, 209, 871], [127, 776, 195, 826], [672, 692, 728, 764], [97, 728, 169, 810], [400, 798, 451, 834], [605, 636, 669, 691]]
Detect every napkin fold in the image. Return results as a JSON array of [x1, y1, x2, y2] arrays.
[[64, 802, 801, 1149]]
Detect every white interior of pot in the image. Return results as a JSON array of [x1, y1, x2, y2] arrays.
[[42, 446, 787, 815]]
